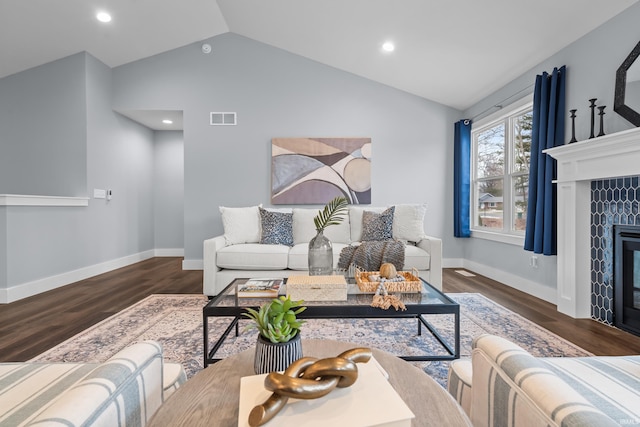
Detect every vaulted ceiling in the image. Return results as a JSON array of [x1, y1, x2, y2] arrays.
[[1, 0, 637, 111]]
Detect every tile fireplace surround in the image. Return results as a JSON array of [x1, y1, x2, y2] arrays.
[[546, 126, 640, 320]]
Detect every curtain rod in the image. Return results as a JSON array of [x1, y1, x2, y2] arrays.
[[469, 83, 534, 122]]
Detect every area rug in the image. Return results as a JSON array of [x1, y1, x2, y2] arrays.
[[31, 293, 590, 387]]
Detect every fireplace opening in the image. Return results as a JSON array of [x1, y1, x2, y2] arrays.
[[614, 225, 640, 336]]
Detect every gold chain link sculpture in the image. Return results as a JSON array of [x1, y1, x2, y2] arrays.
[[248, 347, 372, 426]]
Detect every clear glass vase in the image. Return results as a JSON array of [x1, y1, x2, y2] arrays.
[[308, 230, 333, 276]]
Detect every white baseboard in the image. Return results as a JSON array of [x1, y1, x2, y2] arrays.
[[154, 248, 184, 257], [460, 259, 557, 304], [1, 250, 155, 304], [182, 259, 203, 270], [443, 258, 465, 268]]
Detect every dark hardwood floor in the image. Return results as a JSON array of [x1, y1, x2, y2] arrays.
[[0, 257, 202, 362], [444, 268, 640, 355], [1, 258, 640, 362]]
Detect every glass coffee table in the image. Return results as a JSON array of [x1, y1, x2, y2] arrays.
[[203, 277, 460, 367]]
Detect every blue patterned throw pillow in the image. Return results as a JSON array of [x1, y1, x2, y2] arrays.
[[361, 206, 395, 241], [259, 208, 294, 246]]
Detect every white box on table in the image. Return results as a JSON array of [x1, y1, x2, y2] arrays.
[[238, 356, 414, 426]]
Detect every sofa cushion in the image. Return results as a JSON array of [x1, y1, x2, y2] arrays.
[[288, 242, 349, 270], [259, 207, 294, 246], [349, 206, 385, 242], [292, 208, 350, 244], [288, 243, 310, 271], [163, 363, 187, 399], [220, 205, 262, 245], [361, 207, 395, 241], [404, 244, 431, 270], [392, 204, 427, 242], [447, 359, 473, 417], [217, 243, 289, 270]]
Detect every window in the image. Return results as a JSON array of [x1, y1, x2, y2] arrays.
[[471, 97, 532, 244]]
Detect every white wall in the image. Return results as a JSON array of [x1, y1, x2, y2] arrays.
[[112, 33, 462, 267], [153, 130, 184, 251], [0, 53, 87, 196], [460, 3, 640, 301], [0, 53, 158, 301], [6, 4, 639, 302], [2, 35, 461, 300]]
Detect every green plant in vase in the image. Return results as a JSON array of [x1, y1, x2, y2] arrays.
[[244, 295, 307, 374], [309, 196, 349, 275], [243, 295, 307, 343], [313, 196, 349, 233]]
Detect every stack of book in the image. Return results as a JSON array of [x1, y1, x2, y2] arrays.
[[236, 279, 283, 298]]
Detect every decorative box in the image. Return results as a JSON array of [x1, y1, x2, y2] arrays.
[[286, 275, 348, 301]]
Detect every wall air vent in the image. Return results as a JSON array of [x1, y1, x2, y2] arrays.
[[210, 112, 237, 126]]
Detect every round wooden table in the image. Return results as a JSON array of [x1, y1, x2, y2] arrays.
[[148, 339, 471, 426]]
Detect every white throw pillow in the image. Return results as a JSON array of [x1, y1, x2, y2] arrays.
[[392, 204, 427, 242], [293, 208, 351, 244], [219, 205, 262, 245]]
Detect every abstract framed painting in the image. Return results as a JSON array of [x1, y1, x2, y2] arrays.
[[271, 137, 371, 204]]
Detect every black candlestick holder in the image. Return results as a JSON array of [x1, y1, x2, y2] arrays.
[[569, 109, 577, 143], [597, 106, 606, 137], [589, 98, 597, 139]]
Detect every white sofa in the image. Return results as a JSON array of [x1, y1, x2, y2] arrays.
[[203, 204, 442, 296], [447, 334, 640, 427], [0, 341, 186, 427]]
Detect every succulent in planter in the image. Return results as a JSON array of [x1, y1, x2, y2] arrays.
[[243, 295, 307, 343]]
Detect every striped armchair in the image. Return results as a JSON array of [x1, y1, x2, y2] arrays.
[[0, 341, 186, 426], [448, 334, 640, 427]]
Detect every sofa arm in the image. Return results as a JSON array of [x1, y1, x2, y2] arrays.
[[470, 334, 618, 427], [416, 235, 442, 290], [29, 341, 165, 427], [203, 235, 227, 296]]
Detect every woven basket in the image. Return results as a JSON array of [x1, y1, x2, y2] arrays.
[[356, 267, 422, 293]]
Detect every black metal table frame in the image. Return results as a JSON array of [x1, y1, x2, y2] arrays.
[[203, 279, 460, 367]]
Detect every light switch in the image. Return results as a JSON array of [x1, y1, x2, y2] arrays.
[[94, 189, 106, 199]]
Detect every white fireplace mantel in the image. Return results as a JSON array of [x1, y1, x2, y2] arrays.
[[545, 126, 640, 318]]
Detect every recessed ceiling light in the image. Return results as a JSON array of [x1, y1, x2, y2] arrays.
[[382, 42, 395, 53], [162, 119, 173, 125], [96, 12, 112, 23]]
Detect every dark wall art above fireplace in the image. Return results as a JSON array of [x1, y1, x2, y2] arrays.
[[614, 40, 640, 127]]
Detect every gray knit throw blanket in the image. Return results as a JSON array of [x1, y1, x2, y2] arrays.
[[337, 240, 405, 271]]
